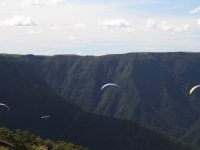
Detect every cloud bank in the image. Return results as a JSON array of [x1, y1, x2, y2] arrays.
[[0, 16, 38, 26], [21, 0, 65, 6], [0, 0, 5, 5], [146, 18, 192, 33]]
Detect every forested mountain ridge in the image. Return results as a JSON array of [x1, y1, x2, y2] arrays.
[[0, 53, 199, 149], [20, 52, 200, 147]]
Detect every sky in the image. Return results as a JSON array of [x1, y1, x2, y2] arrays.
[[0, 0, 200, 56]]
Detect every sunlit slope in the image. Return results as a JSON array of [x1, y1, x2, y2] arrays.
[[24, 53, 200, 138]]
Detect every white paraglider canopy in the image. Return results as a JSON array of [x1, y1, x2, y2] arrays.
[[41, 116, 49, 119], [0, 103, 10, 111], [101, 83, 120, 90], [190, 85, 200, 94]]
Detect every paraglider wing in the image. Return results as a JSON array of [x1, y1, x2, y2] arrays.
[[41, 116, 49, 119], [190, 85, 200, 94], [0, 103, 10, 111], [101, 83, 120, 90]]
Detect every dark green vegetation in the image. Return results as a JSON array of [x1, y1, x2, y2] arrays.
[[0, 52, 199, 149], [0, 127, 89, 150], [22, 53, 200, 138]]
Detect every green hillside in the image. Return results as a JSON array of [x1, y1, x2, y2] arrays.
[[0, 53, 198, 149], [59, 112, 198, 150], [0, 54, 82, 139], [0, 127, 89, 150], [20, 52, 200, 147]]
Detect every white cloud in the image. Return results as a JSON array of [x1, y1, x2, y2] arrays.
[[94, 51, 105, 56], [0, 16, 38, 26], [198, 19, 200, 26], [76, 51, 82, 55], [27, 30, 36, 34], [0, 0, 5, 5], [67, 36, 76, 40], [144, 47, 154, 50], [160, 21, 191, 33], [189, 6, 200, 14], [69, 23, 87, 28], [27, 29, 42, 34], [173, 24, 191, 32], [160, 21, 173, 31], [42, 50, 57, 55], [40, 50, 75, 56], [21, 0, 65, 7], [145, 19, 193, 33], [74, 23, 87, 28], [146, 18, 157, 29], [99, 18, 131, 28], [127, 28, 134, 32], [50, 26, 60, 29]]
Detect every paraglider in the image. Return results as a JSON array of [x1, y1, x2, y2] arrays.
[[101, 83, 120, 90], [0, 103, 10, 111], [41, 116, 49, 119], [190, 85, 200, 94]]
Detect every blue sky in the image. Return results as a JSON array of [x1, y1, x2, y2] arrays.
[[0, 0, 200, 56]]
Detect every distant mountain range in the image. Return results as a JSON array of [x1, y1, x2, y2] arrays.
[[0, 52, 199, 149]]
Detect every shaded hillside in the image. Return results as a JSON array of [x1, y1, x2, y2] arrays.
[[0, 54, 82, 139], [0, 54, 198, 149], [22, 53, 200, 138], [17, 52, 200, 148], [181, 119, 200, 148], [59, 112, 198, 150]]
